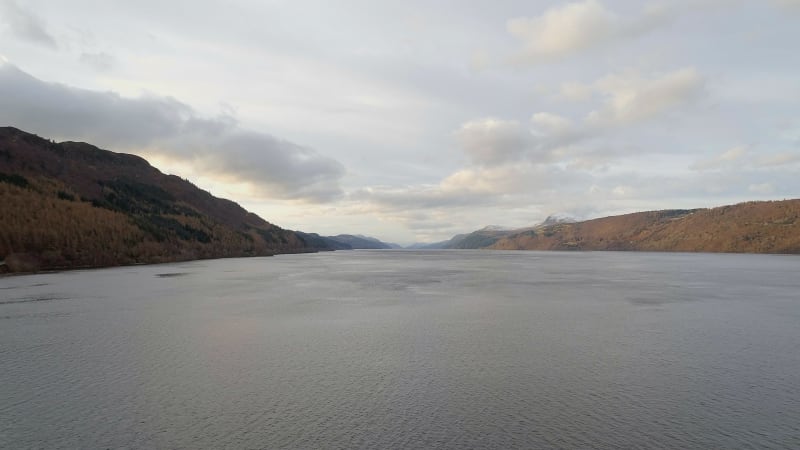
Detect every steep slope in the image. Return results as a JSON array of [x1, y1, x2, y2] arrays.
[[442, 226, 521, 249], [407, 234, 468, 249], [295, 232, 353, 250], [436, 217, 577, 249], [489, 202, 800, 254], [0, 127, 321, 272], [292, 233, 399, 250], [325, 234, 396, 249]]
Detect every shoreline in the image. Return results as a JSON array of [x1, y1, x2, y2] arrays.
[[0, 248, 333, 277], [5, 247, 798, 278]]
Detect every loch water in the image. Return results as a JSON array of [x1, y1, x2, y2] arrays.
[[1, 250, 799, 448]]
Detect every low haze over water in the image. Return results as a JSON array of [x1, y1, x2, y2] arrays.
[[2, 250, 799, 448]]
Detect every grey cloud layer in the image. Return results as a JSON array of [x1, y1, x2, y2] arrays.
[[0, 63, 345, 201], [0, 0, 57, 48], [775, 0, 800, 10], [79, 52, 116, 72]]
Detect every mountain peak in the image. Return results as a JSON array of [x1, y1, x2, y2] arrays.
[[540, 214, 576, 226], [479, 225, 510, 231]]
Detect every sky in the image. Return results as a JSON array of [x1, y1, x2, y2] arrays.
[[1, 0, 799, 244]]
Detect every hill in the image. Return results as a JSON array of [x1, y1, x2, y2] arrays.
[[325, 234, 398, 249], [295, 232, 353, 250], [406, 235, 466, 249], [489, 202, 800, 253], [0, 127, 325, 272], [442, 226, 523, 249], [291, 233, 399, 250], [418, 219, 574, 250]]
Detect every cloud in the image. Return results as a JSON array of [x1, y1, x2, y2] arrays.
[[561, 68, 704, 134], [161, 128, 345, 202], [348, 162, 576, 240], [773, 0, 800, 10], [748, 183, 774, 194], [507, 0, 673, 63], [469, 49, 491, 72], [690, 146, 747, 171], [453, 113, 587, 168], [587, 68, 705, 125], [756, 152, 800, 167], [352, 184, 488, 211], [440, 163, 554, 196], [79, 52, 116, 72], [350, 164, 549, 215], [453, 68, 704, 172], [529, 112, 590, 156], [559, 81, 594, 102], [0, 62, 344, 202], [531, 112, 575, 136], [0, 63, 188, 146], [454, 118, 533, 166], [0, 0, 57, 48], [692, 147, 800, 172], [357, 161, 584, 210]]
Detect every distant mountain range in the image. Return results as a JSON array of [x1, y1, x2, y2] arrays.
[[295, 233, 400, 250], [3, 127, 798, 274], [413, 204, 800, 253], [325, 234, 401, 249], [409, 216, 576, 250]]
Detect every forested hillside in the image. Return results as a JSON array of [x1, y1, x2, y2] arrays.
[[489, 202, 800, 254], [0, 127, 322, 272]]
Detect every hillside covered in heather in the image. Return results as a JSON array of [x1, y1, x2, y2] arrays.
[[0, 127, 327, 272], [488, 201, 800, 254]]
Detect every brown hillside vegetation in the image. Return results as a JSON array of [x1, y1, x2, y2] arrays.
[[0, 127, 325, 272], [490, 201, 800, 254]]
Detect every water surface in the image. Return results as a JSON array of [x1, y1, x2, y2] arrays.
[[1, 250, 799, 448]]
